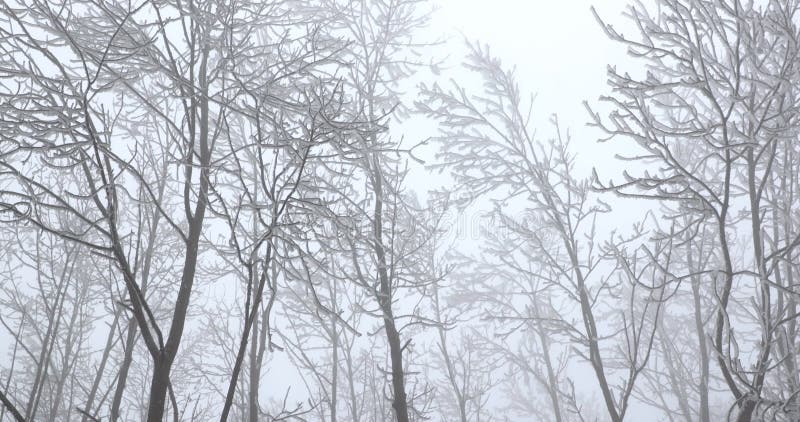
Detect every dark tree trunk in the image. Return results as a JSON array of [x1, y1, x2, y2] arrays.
[[111, 318, 138, 422], [146, 358, 171, 422]]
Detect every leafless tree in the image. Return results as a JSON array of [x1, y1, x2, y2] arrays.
[[298, 0, 435, 420], [419, 42, 668, 422], [589, 1, 800, 419], [4, 0, 800, 421]]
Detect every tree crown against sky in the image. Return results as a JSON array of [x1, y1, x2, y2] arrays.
[[1, 1, 800, 421]]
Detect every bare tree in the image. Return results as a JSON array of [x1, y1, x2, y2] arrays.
[[0, 0, 237, 418], [301, 0, 435, 420], [419, 42, 666, 422], [5, 0, 800, 420], [589, 1, 800, 419]]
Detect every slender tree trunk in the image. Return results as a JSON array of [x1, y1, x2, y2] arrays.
[[82, 308, 120, 421], [248, 304, 260, 422], [535, 311, 564, 422], [381, 309, 409, 422], [657, 321, 692, 422], [690, 271, 710, 422], [110, 158, 168, 422], [0, 389, 25, 422], [111, 318, 138, 422], [433, 284, 468, 422], [220, 246, 273, 422], [567, 240, 619, 422], [735, 149, 773, 422], [26, 245, 75, 421], [713, 131, 747, 416], [330, 282, 339, 422], [49, 282, 84, 422], [1, 318, 24, 422], [371, 156, 410, 422], [773, 148, 799, 411], [145, 47, 211, 422], [344, 339, 361, 422]]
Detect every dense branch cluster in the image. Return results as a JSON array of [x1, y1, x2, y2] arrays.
[[1, 0, 800, 421]]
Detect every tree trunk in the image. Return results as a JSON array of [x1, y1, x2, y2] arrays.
[[383, 315, 409, 422], [371, 155, 410, 422], [689, 251, 711, 422], [82, 308, 120, 422], [146, 358, 171, 422], [248, 307, 260, 422], [111, 318, 138, 422]]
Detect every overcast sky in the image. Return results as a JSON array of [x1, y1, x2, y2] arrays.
[[398, 0, 639, 192], [434, 0, 630, 124]]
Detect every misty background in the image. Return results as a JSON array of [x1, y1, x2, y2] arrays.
[[1, 0, 798, 421]]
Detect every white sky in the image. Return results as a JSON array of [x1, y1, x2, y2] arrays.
[[404, 0, 638, 187], [432, 0, 631, 125]]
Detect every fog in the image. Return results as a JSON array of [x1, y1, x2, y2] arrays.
[[1, 0, 799, 421]]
